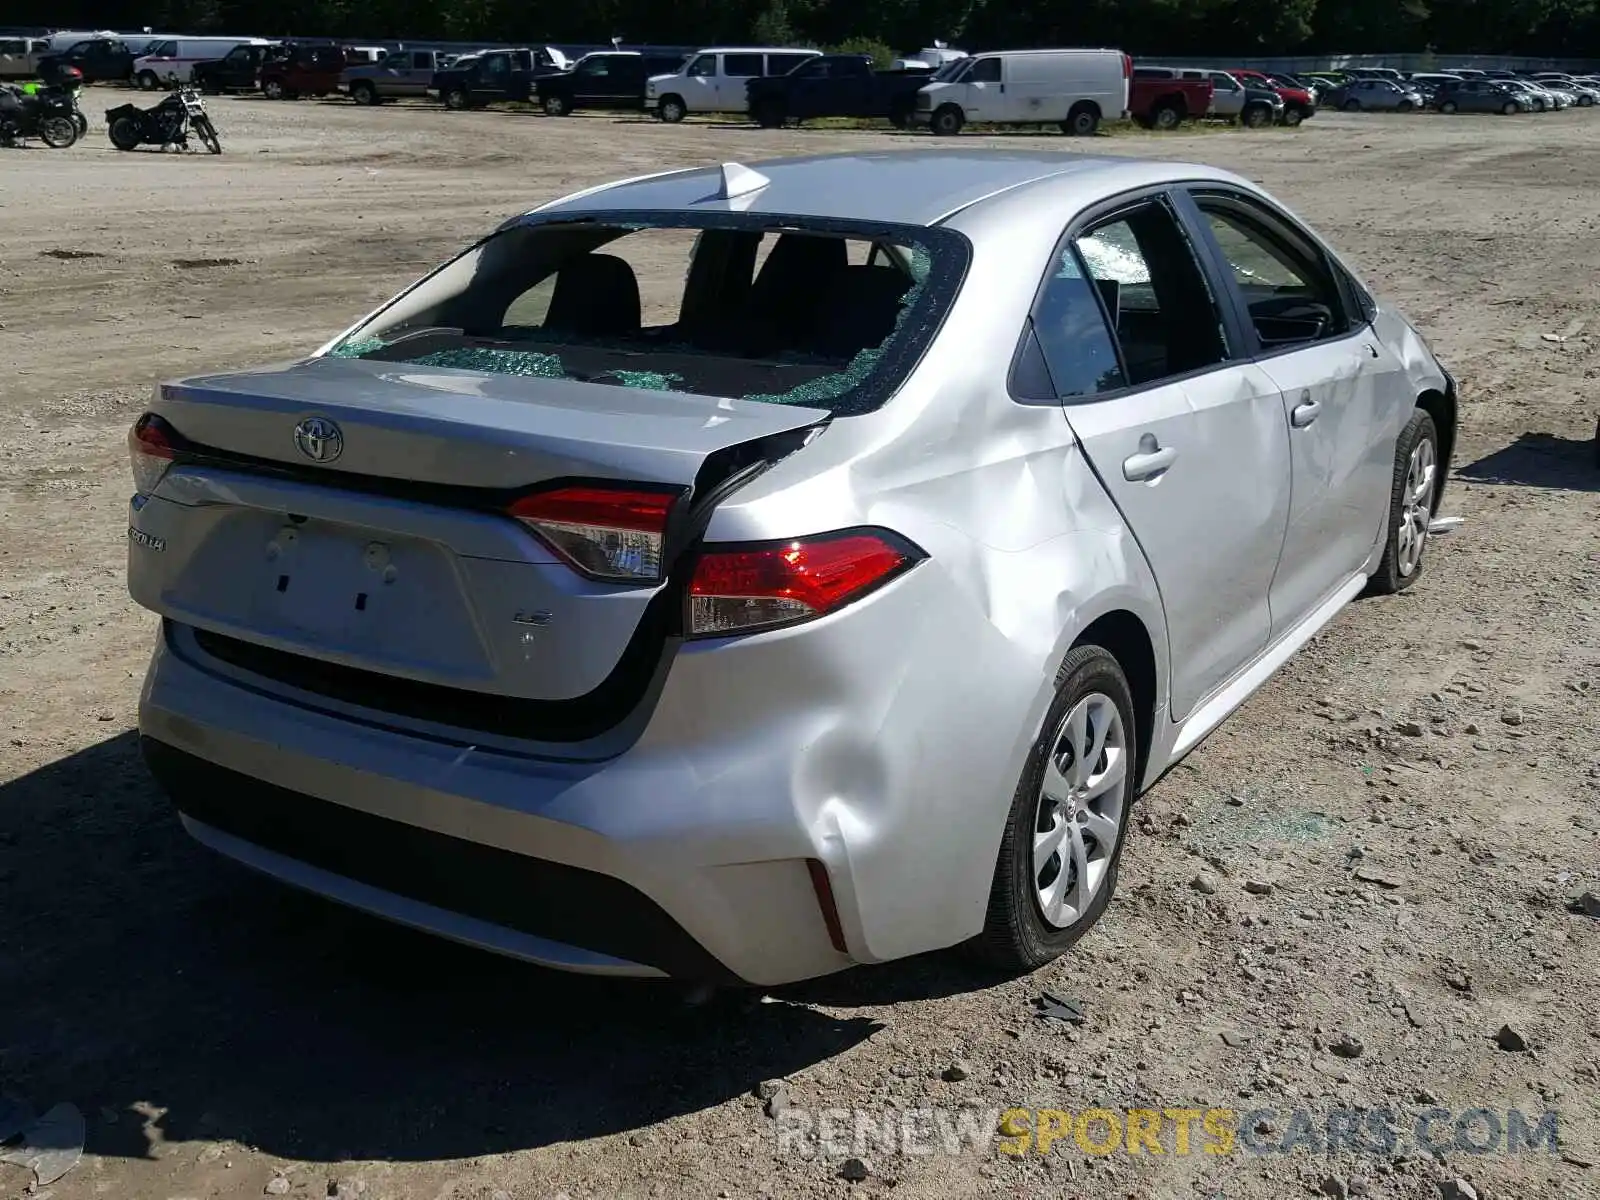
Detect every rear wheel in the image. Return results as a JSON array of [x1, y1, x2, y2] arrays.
[[1367, 408, 1440, 595], [972, 645, 1138, 973], [108, 115, 142, 150], [73, 111, 88, 137], [1151, 103, 1182, 130], [930, 104, 964, 136], [351, 81, 377, 106], [38, 115, 78, 148], [1064, 102, 1099, 136], [542, 93, 570, 116], [657, 94, 685, 123]]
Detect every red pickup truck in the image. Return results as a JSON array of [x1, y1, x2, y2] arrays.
[[1229, 68, 1317, 125], [1128, 66, 1214, 129]]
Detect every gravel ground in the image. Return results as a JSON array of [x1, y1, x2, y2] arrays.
[[0, 94, 1597, 1200]]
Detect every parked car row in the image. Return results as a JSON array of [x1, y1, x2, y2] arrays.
[[1284, 65, 1600, 114]]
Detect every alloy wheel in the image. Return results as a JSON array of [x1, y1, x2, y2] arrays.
[[1032, 693, 1128, 929], [1396, 435, 1436, 577]]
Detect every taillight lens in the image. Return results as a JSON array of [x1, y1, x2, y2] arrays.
[[129, 413, 177, 495], [508, 485, 681, 582], [688, 529, 923, 638], [1123, 53, 1133, 80]]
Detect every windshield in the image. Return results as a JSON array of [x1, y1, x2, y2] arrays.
[[327, 214, 968, 417], [931, 57, 969, 82]]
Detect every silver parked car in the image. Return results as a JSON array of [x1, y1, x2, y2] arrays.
[[1330, 78, 1425, 111], [128, 151, 1458, 985]]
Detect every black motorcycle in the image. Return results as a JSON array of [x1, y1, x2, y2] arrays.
[[0, 85, 81, 148], [106, 86, 221, 154]]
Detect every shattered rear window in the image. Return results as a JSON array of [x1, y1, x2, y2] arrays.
[[326, 212, 968, 417]]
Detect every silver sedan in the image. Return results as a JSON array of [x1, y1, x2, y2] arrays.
[[128, 151, 1457, 985]]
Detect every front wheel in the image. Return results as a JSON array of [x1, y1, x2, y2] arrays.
[[1282, 106, 1304, 127], [39, 115, 78, 147], [1397, 99, 1415, 112], [136, 70, 159, 91], [972, 645, 1138, 973], [657, 95, 685, 123], [1440, 100, 1459, 114], [262, 79, 285, 100], [443, 88, 469, 110], [1242, 103, 1271, 128], [1367, 408, 1441, 594], [108, 115, 142, 150], [1343, 99, 1361, 112], [1501, 101, 1518, 115], [195, 115, 221, 154], [351, 81, 376, 106], [930, 104, 964, 136], [754, 99, 784, 128], [542, 94, 570, 116]]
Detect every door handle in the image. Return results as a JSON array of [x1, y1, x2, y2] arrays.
[[1291, 399, 1322, 427], [1365, 342, 1379, 358], [1123, 439, 1177, 481]]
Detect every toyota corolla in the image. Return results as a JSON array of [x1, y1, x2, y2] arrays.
[[128, 151, 1456, 985]]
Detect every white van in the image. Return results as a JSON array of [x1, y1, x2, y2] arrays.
[[645, 47, 821, 122], [132, 36, 273, 88], [912, 47, 1130, 136]]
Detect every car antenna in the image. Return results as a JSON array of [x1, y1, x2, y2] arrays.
[[713, 162, 771, 200]]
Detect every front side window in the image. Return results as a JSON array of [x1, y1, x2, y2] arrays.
[[1191, 192, 1347, 347], [1070, 200, 1229, 387], [969, 58, 1001, 83], [580, 56, 612, 77], [327, 216, 967, 417], [686, 54, 715, 78]]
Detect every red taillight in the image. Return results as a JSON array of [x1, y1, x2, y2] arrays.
[[1123, 53, 1133, 80], [508, 484, 681, 582], [687, 528, 922, 638], [129, 413, 178, 495]]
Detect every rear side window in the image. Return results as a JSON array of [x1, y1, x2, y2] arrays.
[[328, 215, 969, 417], [1071, 200, 1230, 388], [768, 53, 812, 74], [723, 54, 762, 77], [1028, 247, 1126, 399]]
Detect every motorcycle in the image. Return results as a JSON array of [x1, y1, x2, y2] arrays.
[[0, 84, 81, 148], [21, 67, 88, 138], [105, 85, 221, 154]]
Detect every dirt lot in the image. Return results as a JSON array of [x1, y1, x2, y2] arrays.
[[1, 95, 1597, 1200]]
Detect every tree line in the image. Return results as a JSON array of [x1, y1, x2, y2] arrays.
[[21, 0, 1600, 59]]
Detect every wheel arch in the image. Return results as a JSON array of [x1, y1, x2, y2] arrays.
[[1068, 609, 1158, 795], [1416, 384, 1456, 502]]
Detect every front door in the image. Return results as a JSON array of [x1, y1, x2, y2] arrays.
[[681, 52, 718, 111], [1184, 188, 1402, 636], [961, 56, 1002, 119], [1046, 194, 1291, 718]]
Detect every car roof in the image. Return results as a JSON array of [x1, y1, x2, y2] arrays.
[[687, 46, 820, 54], [525, 150, 1243, 229]]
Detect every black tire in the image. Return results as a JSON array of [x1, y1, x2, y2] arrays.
[[887, 105, 910, 129], [1242, 103, 1271, 128], [1397, 99, 1414, 112], [1343, 99, 1361, 112], [136, 70, 159, 91], [930, 104, 964, 136], [351, 81, 377, 106], [1501, 101, 1517, 115], [657, 94, 685, 123], [443, 88, 469, 110], [1064, 103, 1099, 136], [542, 93, 570, 116], [1282, 106, 1303, 127], [38, 115, 78, 148], [972, 644, 1139, 973], [1366, 408, 1441, 595], [73, 111, 88, 138], [1580, 95, 1595, 107], [1151, 103, 1182, 131], [754, 99, 784, 128], [1440, 100, 1458, 114], [1593, 414, 1600, 468], [195, 115, 221, 154], [262, 79, 285, 100], [108, 115, 142, 150]]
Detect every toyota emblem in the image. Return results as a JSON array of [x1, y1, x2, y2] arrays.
[[292, 416, 343, 464]]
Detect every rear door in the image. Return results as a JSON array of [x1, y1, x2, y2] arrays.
[[1183, 187, 1402, 637], [1046, 192, 1291, 718]]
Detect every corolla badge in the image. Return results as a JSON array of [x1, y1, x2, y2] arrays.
[[292, 416, 343, 463]]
